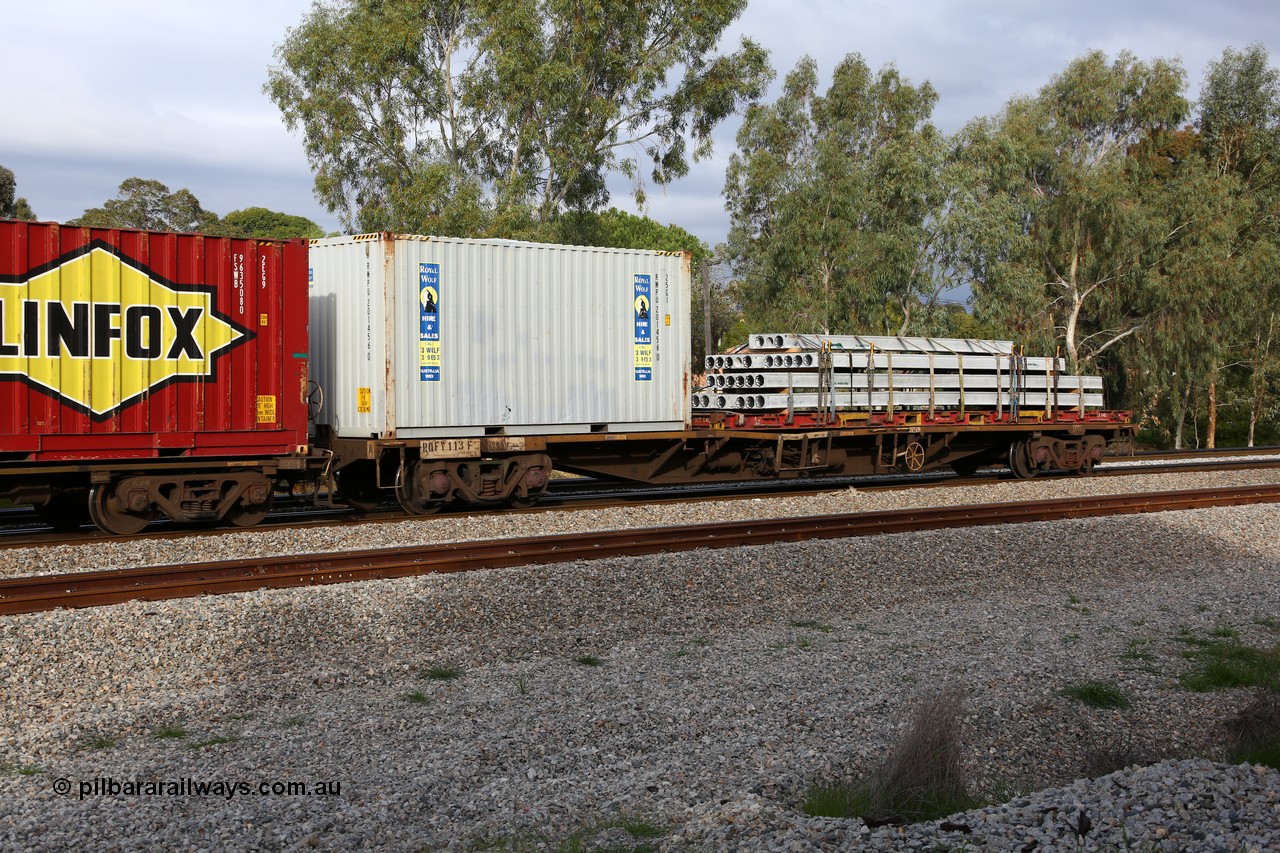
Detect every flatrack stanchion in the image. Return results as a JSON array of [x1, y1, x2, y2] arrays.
[[928, 351, 936, 419], [996, 353, 1003, 419]]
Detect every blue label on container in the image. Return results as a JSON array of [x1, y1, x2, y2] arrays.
[[419, 262, 441, 381], [633, 274, 652, 381]]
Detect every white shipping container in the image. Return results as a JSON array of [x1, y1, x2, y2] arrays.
[[308, 233, 691, 438]]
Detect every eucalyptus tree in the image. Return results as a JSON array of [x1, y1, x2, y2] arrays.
[[0, 166, 36, 221], [1197, 44, 1280, 446], [70, 178, 222, 234], [221, 207, 326, 240], [945, 51, 1189, 375], [723, 54, 945, 335], [1122, 126, 1245, 447], [268, 0, 769, 235]]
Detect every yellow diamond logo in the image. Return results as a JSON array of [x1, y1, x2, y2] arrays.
[[0, 242, 252, 419]]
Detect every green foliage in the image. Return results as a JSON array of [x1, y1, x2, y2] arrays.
[[945, 50, 1189, 375], [268, 0, 770, 232], [1, 762, 42, 777], [789, 619, 833, 632], [552, 208, 707, 260], [724, 54, 945, 336], [80, 733, 118, 750], [803, 781, 878, 819], [0, 165, 37, 221], [403, 690, 430, 704], [573, 655, 602, 667], [1227, 693, 1280, 769], [151, 725, 189, 740], [1235, 735, 1280, 769], [69, 177, 221, 233], [425, 664, 463, 681], [221, 207, 324, 239], [1057, 681, 1132, 709], [1178, 632, 1280, 692]]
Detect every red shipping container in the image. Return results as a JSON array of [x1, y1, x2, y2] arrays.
[[0, 221, 309, 460]]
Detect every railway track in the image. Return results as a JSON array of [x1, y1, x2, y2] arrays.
[[3, 482, 1278, 616], [1, 450, 1278, 548]]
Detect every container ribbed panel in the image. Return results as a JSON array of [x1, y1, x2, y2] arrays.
[[310, 234, 690, 437]]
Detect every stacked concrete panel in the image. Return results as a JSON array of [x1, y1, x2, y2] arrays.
[[693, 334, 1104, 414]]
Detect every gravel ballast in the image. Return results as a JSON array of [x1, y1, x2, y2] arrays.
[[2, 468, 1279, 851]]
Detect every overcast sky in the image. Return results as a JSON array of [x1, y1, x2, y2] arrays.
[[3, 0, 1277, 248]]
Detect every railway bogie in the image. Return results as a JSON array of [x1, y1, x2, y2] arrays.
[[322, 433, 553, 514]]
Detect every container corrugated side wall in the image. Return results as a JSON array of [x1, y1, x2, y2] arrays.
[[309, 234, 691, 438], [0, 221, 308, 459], [308, 233, 390, 437]]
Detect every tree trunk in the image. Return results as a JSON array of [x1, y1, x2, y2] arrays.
[[1173, 383, 1192, 450], [1207, 377, 1217, 450], [1248, 314, 1274, 449]]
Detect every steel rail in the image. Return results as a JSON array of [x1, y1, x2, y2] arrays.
[[4, 455, 1280, 550], [3, 483, 1279, 616]]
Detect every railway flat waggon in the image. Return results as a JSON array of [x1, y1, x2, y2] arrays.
[[1, 220, 1136, 534], [0, 221, 311, 533], [541, 333, 1131, 484]]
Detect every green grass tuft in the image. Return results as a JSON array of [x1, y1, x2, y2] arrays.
[[151, 725, 188, 740], [1235, 737, 1280, 769], [804, 781, 878, 818], [425, 664, 463, 681], [403, 690, 430, 704], [804, 685, 977, 824], [81, 734, 117, 750], [1058, 681, 1131, 709], [1, 762, 42, 777], [1227, 693, 1280, 770], [1178, 633, 1280, 692], [573, 655, 602, 667], [617, 816, 664, 839]]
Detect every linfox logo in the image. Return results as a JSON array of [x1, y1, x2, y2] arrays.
[[0, 241, 253, 419]]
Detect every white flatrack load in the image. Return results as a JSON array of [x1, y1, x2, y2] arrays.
[[694, 334, 1104, 415]]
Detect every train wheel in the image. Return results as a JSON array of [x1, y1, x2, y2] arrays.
[[395, 461, 446, 516], [34, 491, 92, 531], [225, 494, 273, 528], [87, 484, 154, 535], [1007, 440, 1037, 480]]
